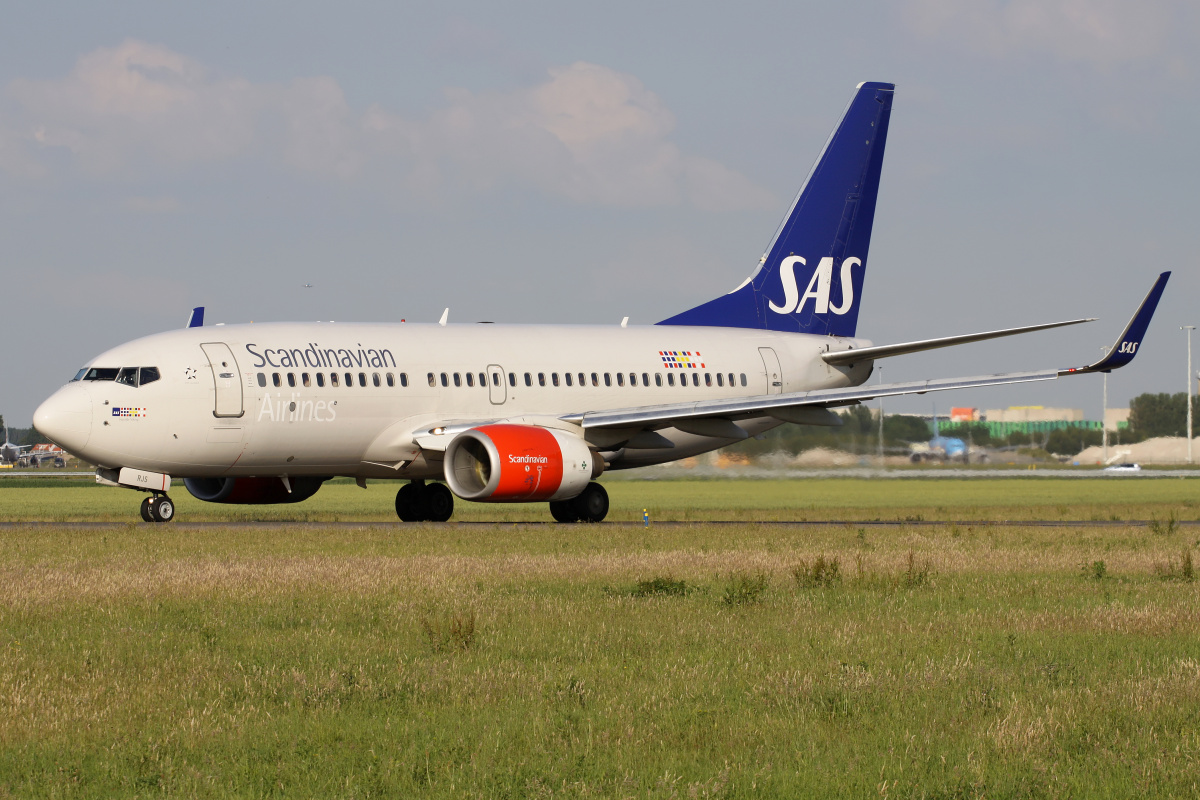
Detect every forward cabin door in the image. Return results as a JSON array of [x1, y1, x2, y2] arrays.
[[201, 342, 244, 418], [488, 364, 507, 405], [758, 347, 783, 395]]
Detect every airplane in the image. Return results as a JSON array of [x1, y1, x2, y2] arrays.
[[0, 426, 32, 466], [32, 81, 1169, 523]]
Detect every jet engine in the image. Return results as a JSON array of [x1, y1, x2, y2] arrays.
[[443, 424, 601, 502], [183, 476, 328, 504]]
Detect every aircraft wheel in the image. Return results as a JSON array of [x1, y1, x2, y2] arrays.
[[549, 499, 579, 523], [140, 497, 154, 522], [572, 482, 609, 523], [425, 483, 455, 522], [150, 495, 175, 523], [395, 481, 427, 522]]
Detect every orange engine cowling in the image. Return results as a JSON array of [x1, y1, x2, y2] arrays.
[[443, 424, 601, 502]]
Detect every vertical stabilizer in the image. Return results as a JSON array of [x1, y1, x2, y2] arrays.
[[658, 81, 894, 335]]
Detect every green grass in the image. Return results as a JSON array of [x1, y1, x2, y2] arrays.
[[3, 475, 1200, 523], [3, 481, 1200, 796]]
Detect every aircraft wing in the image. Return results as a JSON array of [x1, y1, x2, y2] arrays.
[[571, 271, 1170, 435]]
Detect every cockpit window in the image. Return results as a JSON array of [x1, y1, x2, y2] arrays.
[[139, 367, 161, 386], [72, 369, 87, 382], [116, 368, 138, 387], [82, 368, 119, 381]]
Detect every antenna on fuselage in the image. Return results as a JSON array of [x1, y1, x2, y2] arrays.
[[439, 308, 449, 326]]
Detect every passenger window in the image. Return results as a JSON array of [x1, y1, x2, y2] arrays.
[[616, 373, 624, 387], [138, 367, 161, 386], [331, 372, 340, 387], [740, 374, 747, 387], [693, 373, 700, 387], [591, 372, 599, 387], [717, 373, 724, 387], [667, 373, 675, 386], [655, 373, 662, 387], [552, 373, 560, 387], [273, 373, 282, 388], [386, 373, 394, 387], [509, 372, 516, 386], [451, 373, 460, 387], [642, 373, 649, 387], [428, 372, 436, 387], [565, 373, 573, 387], [466, 372, 474, 387], [287, 373, 297, 388], [316, 373, 325, 388], [492, 372, 500, 386], [604, 373, 612, 387], [538, 373, 546, 387], [345, 372, 353, 387], [728, 373, 735, 387], [257, 373, 267, 387], [302, 373, 311, 387], [358, 373, 367, 387], [524, 373, 532, 387], [705, 373, 712, 387], [116, 367, 138, 387], [478, 372, 486, 386], [373, 373, 381, 387], [578, 373, 585, 386], [400, 373, 409, 387], [440, 373, 448, 387]]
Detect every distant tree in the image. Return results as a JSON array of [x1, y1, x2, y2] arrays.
[[938, 422, 992, 446], [883, 415, 932, 443], [1128, 393, 1200, 440], [1045, 427, 1103, 456]]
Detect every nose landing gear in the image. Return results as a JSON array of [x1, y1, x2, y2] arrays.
[[395, 480, 455, 522], [139, 494, 175, 523]]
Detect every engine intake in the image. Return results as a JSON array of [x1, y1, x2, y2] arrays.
[[443, 424, 601, 502], [183, 476, 328, 504]]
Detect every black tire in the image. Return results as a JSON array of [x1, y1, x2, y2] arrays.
[[549, 499, 579, 523], [395, 481, 427, 522], [140, 497, 154, 522], [425, 483, 455, 522], [151, 496, 175, 523], [572, 482, 609, 523]]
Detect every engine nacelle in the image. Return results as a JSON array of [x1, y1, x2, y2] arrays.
[[443, 424, 601, 502], [183, 476, 328, 504]]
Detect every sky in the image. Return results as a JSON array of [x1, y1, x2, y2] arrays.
[[2, 0, 1198, 427]]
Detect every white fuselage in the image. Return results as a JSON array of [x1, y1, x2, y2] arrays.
[[35, 322, 873, 479]]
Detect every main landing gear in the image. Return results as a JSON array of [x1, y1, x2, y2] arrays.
[[549, 482, 609, 523], [395, 480, 455, 522], [139, 494, 175, 523]]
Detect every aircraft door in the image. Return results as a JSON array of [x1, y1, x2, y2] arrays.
[[758, 347, 783, 395], [201, 342, 244, 418], [487, 364, 506, 405]]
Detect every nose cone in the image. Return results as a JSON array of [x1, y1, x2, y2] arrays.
[[33, 384, 92, 454]]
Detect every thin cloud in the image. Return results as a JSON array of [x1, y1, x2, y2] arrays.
[[4, 42, 774, 211]]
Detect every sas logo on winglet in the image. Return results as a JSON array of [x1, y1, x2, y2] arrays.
[[769, 256, 860, 316], [1118, 341, 1138, 354], [112, 407, 146, 418]]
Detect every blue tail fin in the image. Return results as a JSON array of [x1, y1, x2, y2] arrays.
[[658, 81, 894, 336]]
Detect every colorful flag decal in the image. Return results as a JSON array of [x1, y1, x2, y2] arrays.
[[112, 407, 147, 417], [658, 350, 705, 369]]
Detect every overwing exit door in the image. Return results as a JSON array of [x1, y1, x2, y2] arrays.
[[201, 342, 244, 418], [487, 364, 506, 404]]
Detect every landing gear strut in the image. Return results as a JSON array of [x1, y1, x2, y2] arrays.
[[395, 480, 455, 522], [549, 482, 609, 523], [139, 494, 175, 523]]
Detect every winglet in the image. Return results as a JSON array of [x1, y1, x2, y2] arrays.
[[1061, 272, 1170, 374], [186, 307, 205, 328]]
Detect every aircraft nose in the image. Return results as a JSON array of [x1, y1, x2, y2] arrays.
[[33, 384, 92, 453]]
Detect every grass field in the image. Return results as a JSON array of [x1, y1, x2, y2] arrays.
[[2, 475, 1200, 523], [2, 480, 1200, 797]]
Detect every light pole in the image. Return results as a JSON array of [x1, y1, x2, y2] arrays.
[[1100, 346, 1109, 465], [1183, 326, 1195, 464], [877, 366, 884, 465]]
